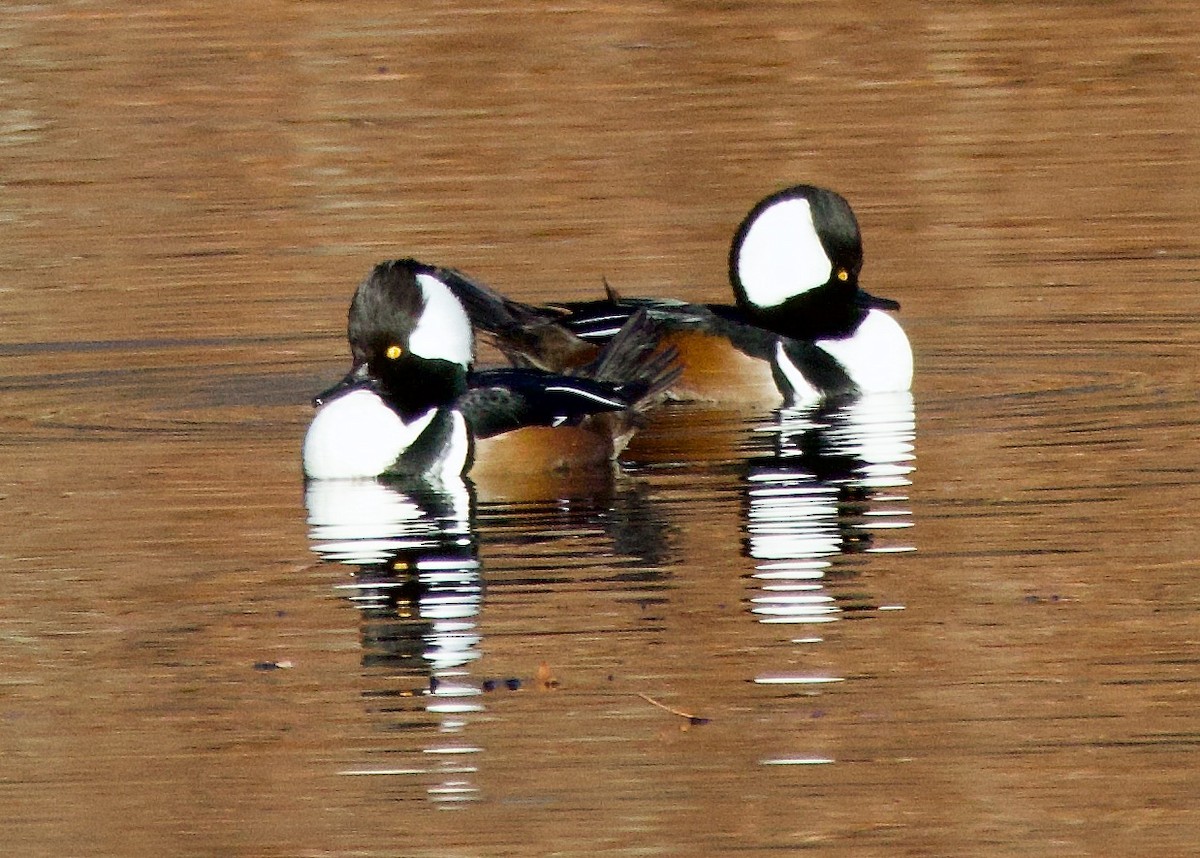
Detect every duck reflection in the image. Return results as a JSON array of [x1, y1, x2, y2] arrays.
[[304, 469, 675, 803], [305, 477, 484, 804], [743, 391, 916, 627], [477, 473, 676, 572]]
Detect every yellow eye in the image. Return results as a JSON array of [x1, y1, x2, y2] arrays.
[[836, 269, 849, 282], [385, 345, 403, 360]]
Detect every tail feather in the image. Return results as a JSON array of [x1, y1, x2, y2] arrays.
[[601, 276, 622, 302], [439, 266, 596, 371], [571, 309, 682, 457], [441, 268, 680, 460], [583, 308, 682, 410]]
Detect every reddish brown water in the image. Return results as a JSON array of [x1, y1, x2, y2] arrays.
[[2, 3, 1199, 856]]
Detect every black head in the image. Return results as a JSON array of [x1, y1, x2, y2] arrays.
[[342, 259, 474, 417], [729, 185, 898, 340]]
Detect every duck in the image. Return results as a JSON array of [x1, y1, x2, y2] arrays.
[[445, 184, 912, 406], [302, 258, 678, 481]]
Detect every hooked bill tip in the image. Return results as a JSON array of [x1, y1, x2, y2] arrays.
[[856, 288, 900, 312]]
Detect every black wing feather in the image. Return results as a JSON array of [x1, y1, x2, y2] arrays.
[[459, 369, 630, 439]]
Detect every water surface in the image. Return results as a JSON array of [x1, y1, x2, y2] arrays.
[[2, 2, 1199, 856]]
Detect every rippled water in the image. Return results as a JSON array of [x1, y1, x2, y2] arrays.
[[3, 3, 1199, 856]]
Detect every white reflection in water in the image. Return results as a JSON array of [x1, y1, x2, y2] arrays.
[[305, 477, 484, 804], [306, 478, 474, 565], [746, 392, 915, 768], [304, 474, 677, 806], [745, 392, 916, 627]]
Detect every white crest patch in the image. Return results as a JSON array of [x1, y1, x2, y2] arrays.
[[303, 390, 437, 479], [410, 272, 475, 365], [816, 310, 913, 394], [737, 197, 833, 308]]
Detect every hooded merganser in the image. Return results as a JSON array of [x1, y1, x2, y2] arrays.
[[446, 185, 911, 406], [302, 259, 678, 481]]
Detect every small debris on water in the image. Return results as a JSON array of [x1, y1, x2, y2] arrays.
[[253, 660, 294, 671], [537, 661, 560, 691], [637, 692, 710, 726]]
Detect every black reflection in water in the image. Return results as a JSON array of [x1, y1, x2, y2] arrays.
[[477, 476, 676, 576], [304, 471, 674, 803], [305, 477, 484, 804], [742, 392, 916, 630]]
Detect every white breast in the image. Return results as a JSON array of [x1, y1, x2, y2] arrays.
[[302, 390, 437, 479], [816, 310, 913, 394]]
